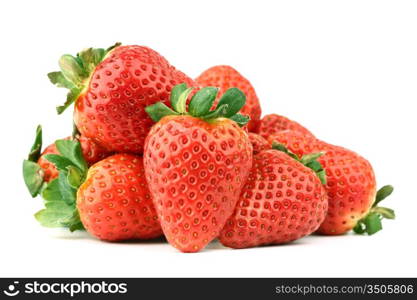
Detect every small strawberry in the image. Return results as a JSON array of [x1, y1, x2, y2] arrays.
[[23, 126, 112, 199], [219, 144, 328, 249], [32, 139, 162, 240], [258, 114, 314, 139], [144, 84, 253, 252], [49, 44, 195, 154], [195, 65, 262, 132], [248, 133, 270, 154], [269, 130, 394, 235], [37, 135, 111, 183]]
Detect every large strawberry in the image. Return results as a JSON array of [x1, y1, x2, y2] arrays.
[[269, 131, 394, 235], [23, 126, 111, 199], [195, 65, 261, 132], [257, 114, 314, 139], [219, 144, 328, 248], [144, 84, 253, 252], [48, 44, 194, 154], [32, 139, 161, 240]]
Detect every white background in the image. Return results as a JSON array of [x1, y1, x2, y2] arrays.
[[0, 0, 416, 277]]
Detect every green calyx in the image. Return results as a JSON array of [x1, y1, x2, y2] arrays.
[[272, 142, 327, 185], [145, 83, 250, 126], [35, 139, 88, 232], [23, 125, 45, 197], [48, 42, 121, 114], [353, 185, 395, 235]]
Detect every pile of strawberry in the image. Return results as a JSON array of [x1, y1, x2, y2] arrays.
[[23, 43, 394, 252]]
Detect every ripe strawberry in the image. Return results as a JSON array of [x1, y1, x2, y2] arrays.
[[195, 65, 261, 132], [144, 84, 253, 252], [269, 131, 394, 235], [77, 154, 162, 241], [258, 114, 314, 139], [49, 44, 195, 154], [219, 144, 328, 249], [37, 135, 111, 183], [32, 139, 162, 240], [248, 133, 270, 154]]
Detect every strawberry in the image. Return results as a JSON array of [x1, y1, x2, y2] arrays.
[[144, 84, 253, 252], [77, 154, 162, 241], [23, 126, 112, 199], [48, 44, 195, 154], [195, 65, 261, 132], [219, 144, 328, 248], [269, 131, 394, 235], [248, 133, 270, 154], [37, 135, 111, 183], [258, 114, 314, 139], [31, 139, 162, 240]]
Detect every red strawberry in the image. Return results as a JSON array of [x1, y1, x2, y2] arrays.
[[269, 131, 394, 235], [195, 65, 261, 132], [49, 44, 195, 154], [23, 126, 111, 197], [248, 133, 270, 154], [38, 135, 111, 183], [144, 84, 253, 252], [219, 145, 328, 248], [32, 138, 162, 240], [77, 154, 162, 241], [258, 114, 314, 139]]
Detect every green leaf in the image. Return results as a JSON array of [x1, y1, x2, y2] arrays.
[[202, 104, 229, 120], [27, 125, 43, 162], [41, 178, 63, 202], [353, 221, 366, 234], [216, 88, 246, 117], [44, 154, 74, 172], [67, 166, 83, 188], [47, 72, 76, 90], [56, 87, 81, 115], [373, 207, 395, 219], [189, 87, 218, 117], [59, 54, 87, 86], [55, 139, 88, 172], [35, 177, 82, 230], [271, 142, 299, 161], [58, 172, 77, 206], [23, 160, 44, 197], [170, 83, 187, 112], [175, 87, 193, 114], [301, 152, 324, 165], [374, 185, 394, 206], [78, 48, 105, 74], [145, 102, 179, 122], [229, 114, 250, 127], [106, 42, 121, 53], [363, 212, 383, 235]]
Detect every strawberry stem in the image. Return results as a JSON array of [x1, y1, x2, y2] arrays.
[[353, 185, 395, 235], [48, 42, 121, 114], [272, 142, 327, 184], [145, 83, 250, 126]]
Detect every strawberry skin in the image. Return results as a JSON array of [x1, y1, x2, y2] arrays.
[[37, 136, 111, 182], [219, 149, 328, 248], [144, 116, 253, 252], [195, 65, 261, 132], [258, 114, 314, 139], [248, 133, 270, 154], [269, 131, 378, 235], [77, 154, 162, 241]]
